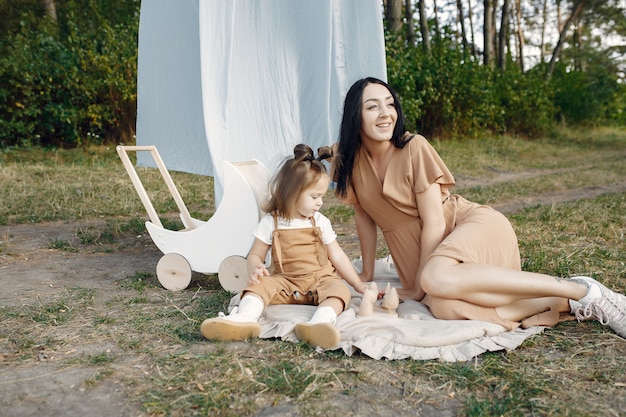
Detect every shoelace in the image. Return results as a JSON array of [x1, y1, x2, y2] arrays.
[[575, 303, 610, 325]]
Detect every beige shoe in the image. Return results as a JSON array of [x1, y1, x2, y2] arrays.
[[294, 322, 340, 349], [200, 317, 261, 341]]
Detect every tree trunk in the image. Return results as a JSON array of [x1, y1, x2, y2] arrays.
[[514, 0, 525, 71], [573, 22, 582, 71], [433, 0, 440, 41], [468, 0, 478, 60], [42, 0, 57, 21], [405, 0, 416, 46], [498, 0, 510, 70], [547, 0, 586, 78], [491, 1, 498, 62], [540, 0, 548, 63], [386, 0, 403, 32], [456, 0, 468, 54], [418, 0, 431, 52], [483, 0, 495, 67]]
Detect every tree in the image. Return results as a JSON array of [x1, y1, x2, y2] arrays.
[[42, 0, 57, 20], [456, 0, 469, 55], [513, 0, 525, 71], [418, 0, 430, 51], [540, 0, 548, 63], [467, 0, 479, 60], [548, 0, 587, 78], [405, 0, 416, 46], [498, 0, 511, 70], [386, 0, 403, 32], [484, 0, 496, 67], [433, 0, 441, 41]]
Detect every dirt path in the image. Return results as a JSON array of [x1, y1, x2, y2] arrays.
[[453, 166, 626, 214], [0, 173, 624, 417]]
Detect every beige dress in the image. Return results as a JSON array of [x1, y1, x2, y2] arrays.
[[345, 135, 522, 329]]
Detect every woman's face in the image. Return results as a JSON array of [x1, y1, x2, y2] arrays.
[[359, 83, 397, 143]]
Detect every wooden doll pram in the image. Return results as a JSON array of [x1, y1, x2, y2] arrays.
[[117, 145, 270, 291]]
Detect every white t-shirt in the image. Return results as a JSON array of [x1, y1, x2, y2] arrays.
[[253, 212, 337, 245]]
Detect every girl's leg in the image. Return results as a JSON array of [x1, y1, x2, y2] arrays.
[[200, 293, 264, 341], [316, 297, 344, 317], [420, 256, 588, 307], [295, 297, 343, 349]]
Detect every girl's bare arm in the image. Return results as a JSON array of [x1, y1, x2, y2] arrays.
[[246, 238, 270, 284], [326, 240, 369, 295]]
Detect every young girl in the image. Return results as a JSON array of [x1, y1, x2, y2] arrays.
[[201, 144, 369, 348]]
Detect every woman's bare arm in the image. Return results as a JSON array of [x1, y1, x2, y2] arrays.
[[353, 202, 377, 281], [415, 182, 447, 281]]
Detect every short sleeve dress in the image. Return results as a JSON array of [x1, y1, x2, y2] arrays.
[[347, 134, 522, 329]]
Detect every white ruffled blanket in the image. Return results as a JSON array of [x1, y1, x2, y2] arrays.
[[229, 258, 545, 362]]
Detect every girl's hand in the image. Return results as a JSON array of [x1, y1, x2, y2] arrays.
[[356, 282, 384, 299], [248, 264, 269, 285], [355, 282, 368, 295]]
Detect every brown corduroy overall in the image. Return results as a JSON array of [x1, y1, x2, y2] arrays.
[[243, 216, 351, 309]]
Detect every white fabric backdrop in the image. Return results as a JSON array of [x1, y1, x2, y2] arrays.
[[136, 1, 210, 175], [136, 0, 386, 200]]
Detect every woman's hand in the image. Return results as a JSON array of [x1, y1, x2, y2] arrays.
[[358, 271, 373, 282]]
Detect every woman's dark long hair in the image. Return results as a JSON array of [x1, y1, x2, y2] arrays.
[[334, 77, 411, 198]]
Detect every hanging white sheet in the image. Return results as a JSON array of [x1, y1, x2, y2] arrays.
[[135, 0, 386, 199]]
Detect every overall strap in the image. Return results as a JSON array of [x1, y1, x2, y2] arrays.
[[271, 213, 284, 272]]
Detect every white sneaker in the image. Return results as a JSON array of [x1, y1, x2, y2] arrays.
[[570, 276, 626, 338]]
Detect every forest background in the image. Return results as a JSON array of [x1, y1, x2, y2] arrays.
[[0, 0, 625, 150]]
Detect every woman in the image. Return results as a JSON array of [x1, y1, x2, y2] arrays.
[[333, 77, 626, 335]]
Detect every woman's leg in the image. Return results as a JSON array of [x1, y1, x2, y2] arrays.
[[427, 294, 572, 328], [420, 255, 588, 307], [421, 255, 626, 337], [496, 296, 570, 321]]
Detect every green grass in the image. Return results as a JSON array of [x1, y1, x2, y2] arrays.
[[0, 145, 216, 225], [513, 193, 626, 285], [0, 127, 625, 416]]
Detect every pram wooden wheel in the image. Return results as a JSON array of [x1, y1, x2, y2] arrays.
[[156, 253, 192, 291], [218, 255, 248, 293]]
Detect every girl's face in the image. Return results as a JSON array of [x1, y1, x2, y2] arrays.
[[294, 175, 330, 220], [359, 83, 397, 144]]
